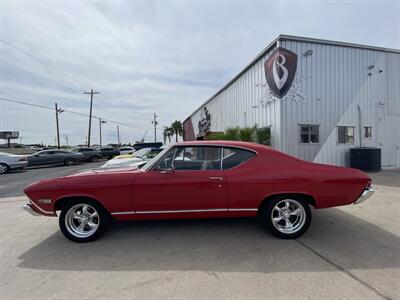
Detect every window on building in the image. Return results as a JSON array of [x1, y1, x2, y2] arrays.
[[364, 127, 372, 138], [299, 124, 319, 144], [338, 126, 355, 144]]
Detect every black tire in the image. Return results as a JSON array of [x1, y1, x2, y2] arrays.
[[59, 199, 110, 243], [90, 156, 99, 162], [0, 163, 10, 174], [64, 158, 76, 166], [261, 195, 311, 239]]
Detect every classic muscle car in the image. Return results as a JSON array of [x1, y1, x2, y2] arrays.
[[23, 141, 374, 242]]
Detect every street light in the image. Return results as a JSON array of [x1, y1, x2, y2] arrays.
[[99, 118, 107, 147]]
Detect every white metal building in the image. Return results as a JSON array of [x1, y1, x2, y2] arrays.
[[183, 35, 400, 167]]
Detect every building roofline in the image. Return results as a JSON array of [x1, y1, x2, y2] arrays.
[[183, 34, 400, 122]]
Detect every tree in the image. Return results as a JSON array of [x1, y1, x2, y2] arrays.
[[163, 126, 174, 144], [170, 120, 183, 142]]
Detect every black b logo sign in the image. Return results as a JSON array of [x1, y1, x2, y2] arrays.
[[265, 47, 297, 98]]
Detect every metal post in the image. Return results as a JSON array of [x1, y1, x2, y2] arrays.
[[117, 125, 120, 146], [99, 118, 102, 148], [55, 102, 61, 149], [84, 89, 99, 147]]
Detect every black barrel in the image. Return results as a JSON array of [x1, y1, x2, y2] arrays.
[[350, 147, 381, 172]]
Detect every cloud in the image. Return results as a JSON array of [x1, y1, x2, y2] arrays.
[[0, 1, 399, 145]]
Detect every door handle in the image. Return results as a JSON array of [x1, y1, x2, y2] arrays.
[[209, 176, 223, 181]]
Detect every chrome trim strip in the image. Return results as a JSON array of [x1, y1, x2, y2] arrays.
[[228, 208, 258, 212], [136, 209, 227, 214], [110, 208, 259, 215], [111, 211, 136, 215]]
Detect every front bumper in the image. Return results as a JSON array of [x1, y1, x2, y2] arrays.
[[22, 201, 57, 217], [354, 186, 375, 205], [10, 162, 28, 170], [23, 203, 42, 216]]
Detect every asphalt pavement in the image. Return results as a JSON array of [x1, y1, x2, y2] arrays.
[[0, 167, 399, 299], [0, 162, 104, 197]]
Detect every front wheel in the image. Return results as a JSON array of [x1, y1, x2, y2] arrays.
[[59, 200, 110, 242], [261, 196, 311, 239]]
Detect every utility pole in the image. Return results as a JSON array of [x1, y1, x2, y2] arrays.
[[84, 89, 99, 147], [117, 125, 120, 146], [55, 102, 64, 149], [65, 135, 69, 147], [151, 113, 158, 142], [99, 118, 106, 147]]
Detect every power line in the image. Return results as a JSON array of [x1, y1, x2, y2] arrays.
[[0, 96, 136, 129]]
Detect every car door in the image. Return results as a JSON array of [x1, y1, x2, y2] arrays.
[[31, 151, 52, 165], [133, 146, 228, 216]]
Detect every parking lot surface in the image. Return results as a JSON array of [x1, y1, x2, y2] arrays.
[[0, 168, 399, 299], [0, 162, 104, 197]]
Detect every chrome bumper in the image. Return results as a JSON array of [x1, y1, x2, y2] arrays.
[[23, 203, 42, 216], [354, 186, 375, 205]]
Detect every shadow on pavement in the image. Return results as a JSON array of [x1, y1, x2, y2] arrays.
[[18, 208, 400, 273]]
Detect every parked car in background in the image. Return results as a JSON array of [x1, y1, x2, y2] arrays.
[[99, 147, 120, 159], [0, 152, 28, 174], [118, 146, 135, 155], [101, 147, 162, 169], [133, 142, 163, 150], [23, 141, 374, 243], [27, 150, 84, 167], [71, 148, 102, 162]]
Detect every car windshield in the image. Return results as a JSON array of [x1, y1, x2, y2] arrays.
[[133, 148, 151, 158], [141, 145, 172, 171]]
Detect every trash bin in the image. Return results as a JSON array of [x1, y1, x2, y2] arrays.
[[350, 147, 381, 172]]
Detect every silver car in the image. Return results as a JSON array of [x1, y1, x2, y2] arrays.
[[0, 151, 28, 174]]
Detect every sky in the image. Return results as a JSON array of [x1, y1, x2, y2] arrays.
[[0, 0, 399, 146]]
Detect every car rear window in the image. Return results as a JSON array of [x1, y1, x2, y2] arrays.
[[222, 147, 255, 170]]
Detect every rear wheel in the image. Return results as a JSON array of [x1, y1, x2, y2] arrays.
[[261, 196, 311, 239], [59, 199, 110, 242], [64, 158, 75, 166], [0, 163, 9, 174]]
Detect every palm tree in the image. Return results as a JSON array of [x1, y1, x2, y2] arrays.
[[163, 126, 174, 144], [170, 120, 183, 142]]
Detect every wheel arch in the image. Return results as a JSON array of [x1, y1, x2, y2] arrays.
[[54, 195, 108, 213], [257, 192, 316, 213]]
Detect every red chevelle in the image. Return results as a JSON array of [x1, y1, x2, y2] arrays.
[[24, 141, 374, 242]]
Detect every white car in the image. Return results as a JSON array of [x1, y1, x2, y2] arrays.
[[101, 148, 162, 169], [118, 147, 136, 155], [0, 151, 28, 174]]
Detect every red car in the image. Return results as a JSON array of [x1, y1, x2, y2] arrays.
[[23, 141, 374, 242]]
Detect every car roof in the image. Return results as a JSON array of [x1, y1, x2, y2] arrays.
[[174, 140, 272, 152]]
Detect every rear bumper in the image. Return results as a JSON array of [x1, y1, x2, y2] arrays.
[[354, 186, 375, 205]]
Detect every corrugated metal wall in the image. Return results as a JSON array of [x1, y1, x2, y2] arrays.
[[281, 40, 400, 167], [187, 37, 400, 167]]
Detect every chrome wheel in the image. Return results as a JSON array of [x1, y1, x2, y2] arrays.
[[271, 199, 306, 234], [65, 204, 100, 238], [0, 164, 8, 174]]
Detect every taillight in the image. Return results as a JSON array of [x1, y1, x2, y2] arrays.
[[19, 156, 27, 161]]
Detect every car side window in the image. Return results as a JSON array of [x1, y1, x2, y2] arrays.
[[173, 146, 222, 171], [222, 147, 255, 170], [154, 148, 176, 170]]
